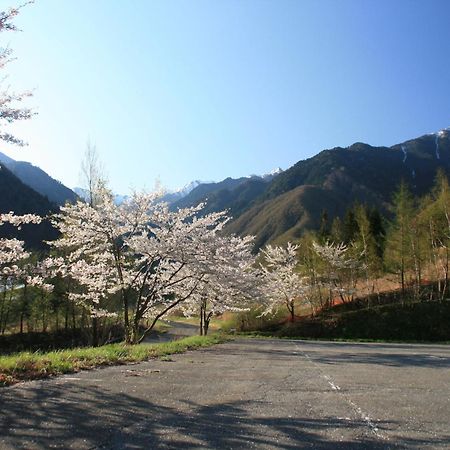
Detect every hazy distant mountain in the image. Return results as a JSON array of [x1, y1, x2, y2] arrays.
[[0, 152, 78, 206], [72, 187, 89, 202], [0, 164, 59, 249], [170, 169, 283, 215], [113, 193, 129, 205], [160, 180, 208, 204], [85, 169, 285, 210], [73, 187, 129, 206]]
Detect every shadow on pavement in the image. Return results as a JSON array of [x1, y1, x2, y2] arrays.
[[306, 351, 450, 369], [1, 382, 449, 449], [234, 339, 450, 369]]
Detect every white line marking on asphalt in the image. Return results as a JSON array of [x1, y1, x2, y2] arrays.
[[323, 374, 341, 390], [348, 399, 382, 437], [295, 343, 386, 441]]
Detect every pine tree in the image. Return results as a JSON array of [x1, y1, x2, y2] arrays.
[[354, 204, 383, 303], [318, 209, 330, 243], [330, 216, 343, 244], [419, 170, 450, 300], [368, 207, 386, 259], [342, 208, 359, 244], [385, 182, 418, 300]]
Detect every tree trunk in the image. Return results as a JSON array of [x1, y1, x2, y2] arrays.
[[92, 316, 99, 347], [20, 283, 28, 334], [41, 290, 48, 332], [400, 256, 405, 304], [442, 247, 449, 302], [0, 286, 6, 334], [199, 297, 208, 336], [287, 300, 295, 322], [72, 303, 76, 332], [124, 306, 130, 342], [203, 312, 212, 336], [2, 290, 13, 334], [199, 305, 204, 336], [64, 302, 69, 331]]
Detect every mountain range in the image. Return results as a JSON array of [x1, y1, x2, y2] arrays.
[[1, 128, 449, 250], [163, 128, 450, 248], [169, 169, 283, 216]]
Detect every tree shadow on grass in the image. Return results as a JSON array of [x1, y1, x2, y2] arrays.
[[1, 382, 449, 449]]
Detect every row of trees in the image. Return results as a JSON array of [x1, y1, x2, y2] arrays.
[[386, 173, 450, 302], [2, 171, 450, 345], [264, 171, 450, 318]]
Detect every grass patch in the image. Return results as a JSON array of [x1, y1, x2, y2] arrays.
[[218, 308, 286, 333], [0, 334, 229, 387]]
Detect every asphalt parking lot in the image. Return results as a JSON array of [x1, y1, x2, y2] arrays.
[[1, 338, 449, 449]]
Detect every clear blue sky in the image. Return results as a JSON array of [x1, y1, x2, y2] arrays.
[[2, 0, 450, 193]]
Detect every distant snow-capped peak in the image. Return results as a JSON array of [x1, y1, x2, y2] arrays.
[[262, 167, 283, 179], [426, 127, 450, 137], [173, 180, 205, 197]]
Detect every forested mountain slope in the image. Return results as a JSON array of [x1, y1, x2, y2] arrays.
[[0, 164, 58, 249], [0, 152, 78, 206], [227, 129, 450, 247], [171, 128, 450, 248]]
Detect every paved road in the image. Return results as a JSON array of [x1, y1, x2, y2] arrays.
[[144, 320, 199, 343], [1, 339, 449, 449]]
